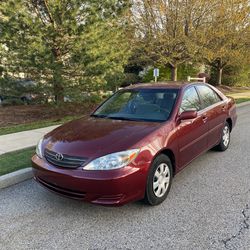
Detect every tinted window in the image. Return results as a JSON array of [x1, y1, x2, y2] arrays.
[[93, 88, 179, 122], [197, 85, 222, 108], [180, 87, 201, 113]]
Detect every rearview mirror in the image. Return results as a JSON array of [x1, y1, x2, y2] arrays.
[[178, 110, 197, 121]]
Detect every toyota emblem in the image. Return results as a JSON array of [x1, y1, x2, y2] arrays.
[[55, 153, 63, 161]]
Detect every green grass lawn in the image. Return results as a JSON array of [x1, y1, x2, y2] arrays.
[[235, 98, 250, 104], [0, 115, 81, 136], [0, 147, 35, 176]]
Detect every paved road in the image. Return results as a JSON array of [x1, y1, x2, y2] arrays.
[[1, 105, 249, 250]]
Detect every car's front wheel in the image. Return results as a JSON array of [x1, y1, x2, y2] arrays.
[[215, 121, 231, 151], [144, 154, 173, 206]]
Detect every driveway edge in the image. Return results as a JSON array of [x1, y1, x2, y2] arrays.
[[0, 168, 33, 190]]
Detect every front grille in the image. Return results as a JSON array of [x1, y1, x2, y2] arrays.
[[44, 149, 87, 169]]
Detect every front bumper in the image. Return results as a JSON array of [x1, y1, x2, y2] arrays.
[[32, 155, 148, 206]]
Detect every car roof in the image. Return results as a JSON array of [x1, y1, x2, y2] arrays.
[[124, 81, 203, 90]]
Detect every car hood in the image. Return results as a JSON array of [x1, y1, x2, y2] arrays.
[[43, 117, 161, 158]]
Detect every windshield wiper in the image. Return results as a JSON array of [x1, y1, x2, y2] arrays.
[[90, 114, 108, 118], [92, 114, 163, 122], [107, 116, 141, 121], [108, 116, 165, 123]]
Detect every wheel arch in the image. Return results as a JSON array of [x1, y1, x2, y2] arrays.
[[226, 117, 232, 132], [154, 148, 176, 176]]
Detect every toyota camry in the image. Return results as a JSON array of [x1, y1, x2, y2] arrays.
[[32, 82, 237, 206]]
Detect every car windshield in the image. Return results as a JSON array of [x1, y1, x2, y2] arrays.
[[92, 88, 179, 122]]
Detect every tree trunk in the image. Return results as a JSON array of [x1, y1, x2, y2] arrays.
[[53, 67, 64, 104], [170, 65, 178, 81], [51, 46, 64, 104], [217, 68, 223, 86], [54, 81, 64, 104]]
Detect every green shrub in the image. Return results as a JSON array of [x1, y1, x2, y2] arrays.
[[85, 94, 104, 103], [210, 65, 250, 86], [142, 63, 199, 82], [1, 98, 24, 106], [122, 73, 141, 86]]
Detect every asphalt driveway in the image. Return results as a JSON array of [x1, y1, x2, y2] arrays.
[[0, 105, 249, 250]]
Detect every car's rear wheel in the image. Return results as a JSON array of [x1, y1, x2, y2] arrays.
[[215, 122, 231, 151], [144, 154, 173, 205]]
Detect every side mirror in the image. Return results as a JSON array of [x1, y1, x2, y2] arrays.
[[178, 110, 197, 121]]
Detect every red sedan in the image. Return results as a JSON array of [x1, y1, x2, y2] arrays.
[[32, 82, 237, 206]]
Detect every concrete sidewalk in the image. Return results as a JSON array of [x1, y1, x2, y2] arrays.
[[0, 125, 59, 155]]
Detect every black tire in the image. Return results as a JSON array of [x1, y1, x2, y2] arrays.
[[144, 154, 173, 206], [214, 122, 231, 151]]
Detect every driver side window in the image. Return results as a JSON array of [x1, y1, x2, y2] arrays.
[[180, 87, 201, 113]]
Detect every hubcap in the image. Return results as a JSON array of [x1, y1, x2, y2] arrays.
[[222, 126, 230, 147], [153, 163, 170, 198]]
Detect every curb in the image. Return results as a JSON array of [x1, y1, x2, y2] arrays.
[[0, 168, 33, 190], [236, 101, 250, 108]]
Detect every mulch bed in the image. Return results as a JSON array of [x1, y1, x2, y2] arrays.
[[0, 102, 96, 127]]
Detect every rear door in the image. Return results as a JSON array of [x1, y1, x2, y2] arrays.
[[196, 85, 227, 148], [177, 86, 209, 168]]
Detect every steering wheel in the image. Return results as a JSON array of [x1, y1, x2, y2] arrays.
[[157, 107, 171, 118], [158, 106, 170, 113]]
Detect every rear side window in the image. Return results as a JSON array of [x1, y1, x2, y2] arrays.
[[196, 85, 222, 108], [180, 87, 201, 113]]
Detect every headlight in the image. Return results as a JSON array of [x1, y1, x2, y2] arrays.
[[36, 138, 43, 158], [83, 149, 140, 170]]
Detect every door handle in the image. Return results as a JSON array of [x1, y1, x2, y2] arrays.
[[222, 105, 226, 112], [202, 116, 208, 123]]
